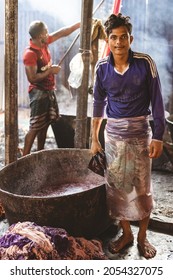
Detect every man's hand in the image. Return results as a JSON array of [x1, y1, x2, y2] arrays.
[[90, 139, 103, 156], [149, 140, 163, 158], [50, 65, 61, 74], [90, 117, 103, 155]]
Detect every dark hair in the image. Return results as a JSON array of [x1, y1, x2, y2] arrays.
[[29, 21, 47, 39], [104, 13, 132, 36]]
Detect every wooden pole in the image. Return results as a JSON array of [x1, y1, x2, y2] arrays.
[[5, 0, 18, 164], [74, 0, 93, 148]]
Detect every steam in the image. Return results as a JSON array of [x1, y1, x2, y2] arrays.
[[19, 0, 81, 24], [121, 0, 173, 107]]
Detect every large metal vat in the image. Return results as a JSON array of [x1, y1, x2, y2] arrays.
[[166, 114, 173, 142], [0, 149, 111, 238]]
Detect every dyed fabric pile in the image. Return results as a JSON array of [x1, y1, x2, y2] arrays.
[[0, 221, 107, 260]]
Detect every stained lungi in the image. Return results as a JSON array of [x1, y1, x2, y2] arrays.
[[105, 116, 153, 221], [29, 88, 59, 130]]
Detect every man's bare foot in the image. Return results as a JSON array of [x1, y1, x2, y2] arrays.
[[108, 234, 134, 254], [137, 239, 156, 259]]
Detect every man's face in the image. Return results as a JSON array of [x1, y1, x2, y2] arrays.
[[107, 26, 133, 56], [39, 27, 49, 44]]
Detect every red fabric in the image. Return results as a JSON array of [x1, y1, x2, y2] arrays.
[[112, 0, 122, 14], [23, 36, 55, 92], [101, 0, 122, 57], [23, 37, 52, 66]]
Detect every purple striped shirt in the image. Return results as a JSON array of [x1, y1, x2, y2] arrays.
[[93, 50, 165, 140]]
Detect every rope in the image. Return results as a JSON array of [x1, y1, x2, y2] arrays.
[[79, 48, 92, 54]]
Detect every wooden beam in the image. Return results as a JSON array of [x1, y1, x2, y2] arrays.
[[75, 0, 93, 148], [5, 0, 18, 164]]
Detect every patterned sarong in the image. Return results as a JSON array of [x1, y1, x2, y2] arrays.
[[29, 88, 59, 130], [105, 116, 153, 221]]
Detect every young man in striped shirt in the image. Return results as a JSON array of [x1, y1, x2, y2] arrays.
[[90, 13, 165, 259]]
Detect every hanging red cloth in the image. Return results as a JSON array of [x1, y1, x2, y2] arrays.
[[112, 0, 122, 14], [101, 0, 122, 57]]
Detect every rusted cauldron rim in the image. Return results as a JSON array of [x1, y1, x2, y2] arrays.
[[0, 148, 106, 199], [0, 183, 105, 200], [166, 114, 173, 124]]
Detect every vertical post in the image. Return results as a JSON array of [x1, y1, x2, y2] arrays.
[[74, 0, 93, 148], [5, 0, 18, 164]]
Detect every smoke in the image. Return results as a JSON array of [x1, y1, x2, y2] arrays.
[[121, 0, 173, 107], [19, 0, 81, 24]]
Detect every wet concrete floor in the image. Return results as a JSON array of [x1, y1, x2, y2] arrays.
[[100, 222, 173, 260]]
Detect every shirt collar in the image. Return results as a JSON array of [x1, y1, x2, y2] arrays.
[[29, 39, 41, 50], [108, 49, 134, 66]]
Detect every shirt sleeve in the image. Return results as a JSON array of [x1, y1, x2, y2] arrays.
[[23, 49, 37, 66], [47, 35, 53, 44], [148, 59, 165, 140], [93, 63, 107, 117]]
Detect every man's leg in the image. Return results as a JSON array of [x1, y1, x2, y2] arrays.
[[23, 129, 38, 156], [108, 220, 134, 253], [37, 125, 49, 151], [137, 215, 156, 258]]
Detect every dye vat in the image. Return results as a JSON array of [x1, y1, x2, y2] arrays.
[[0, 149, 111, 238], [166, 114, 173, 142]]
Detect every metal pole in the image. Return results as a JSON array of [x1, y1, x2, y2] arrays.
[[74, 0, 93, 148], [5, 0, 18, 164]]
